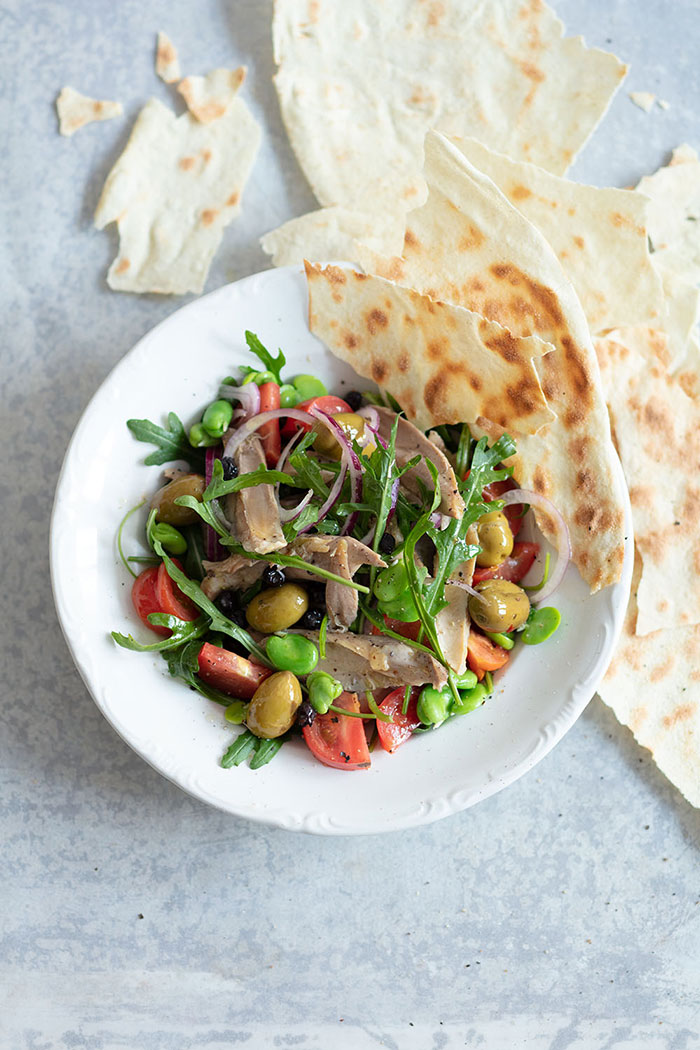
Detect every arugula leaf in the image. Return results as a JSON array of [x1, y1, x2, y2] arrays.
[[161, 637, 234, 706], [111, 615, 208, 652], [249, 736, 286, 769], [116, 500, 146, 579], [127, 413, 204, 470], [204, 460, 306, 501], [183, 524, 206, 581], [245, 331, 286, 385], [221, 729, 258, 767], [281, 503, 320, 542]]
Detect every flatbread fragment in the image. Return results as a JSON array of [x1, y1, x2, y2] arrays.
[[56, 87, 122, 136], [362, 131, 626, 593], [637, 145, 700, 282], [598, 551, 700, 808], [178, 67, 247, 124], [595, 325, 700, 634], [155, 31, 181, 83], [261, 206, 406, 268], [307, 262, 555, 436], [629, 91, 655, 112], [94, 97, 261, 294], [273, 0, 626, 208]]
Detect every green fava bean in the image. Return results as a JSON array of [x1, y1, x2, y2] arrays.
[[293, 374, 327, 399], [374, 562, 409, 602], [202, 399, 234, 438], [266, 634, 319, 676], [307, 671, 343, 714], [417, 685, 451, 725], [189, 423, 220, 448], [150, 522, 188, 555], [521, 606, 561, 645], [378, 590, 419, 623], [454, 669, 478, 691], [452, 682, 489, 716], [484, 631, 515, 650], [279, 384, 301, 408], [224, 701, 248, 724]]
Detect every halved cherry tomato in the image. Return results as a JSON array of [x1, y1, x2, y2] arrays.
[[371, 615, 423, 642], [280, 395, 352, 438], [482, 478, 526, 536], [376, 687, 421, 753], [197, 643, 271, 699], [302, 691, 371, 770], [155, 560, 199, 622], [467, 630, 510, 680], [472, 541, 539, 585], [259, 381, 281, 466], [132, 566, 170, 636]]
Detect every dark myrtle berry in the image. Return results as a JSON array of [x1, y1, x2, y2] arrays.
[[295, 700, 316, 729], [215, 590, 246, 626], [378, 533, 396, 555], [345, 390, 363, 412], [300, 607, 324, 629], [221, 457, 238, 481], [262, 565, 286, 587]]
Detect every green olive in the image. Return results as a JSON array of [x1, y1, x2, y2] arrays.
[[468, 579, 530, 634], [151, 474, 206, 526], [476, 510, 514, 567], [245, 583, 309, 632], [313, 412, 367, 459], [246, 671, 302, 739]]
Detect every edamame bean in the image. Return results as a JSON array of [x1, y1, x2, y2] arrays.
[[150, 522, 188, 555], [374, 562, 409, 603], [266, 634, 319, 675], [417, 685, 451, 725], [279, 384, 301, 408], [307, 671, 343, 714], [293, 374, 327, 399], [521, 606, 561, 645], [189, 423, 220, 448], [451, 682, 489, 716], [202, 399, 234, 438]]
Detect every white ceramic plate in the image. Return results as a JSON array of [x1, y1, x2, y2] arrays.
[[51, 265, 633, 835]]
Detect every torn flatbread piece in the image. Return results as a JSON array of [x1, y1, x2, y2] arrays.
[[595, 325, 700, 635], [650, 248, 700, 372], [447, 136, 664, 335], [94, 97, 261, 294], [261, 206, 406, 268], [273, 0, 626, 209], [629, 91, 655, 112], [306, 262, 555, 437], [155, 31, 181, 83], [598, 551, 700, 808], [637, 145, 700, 282], [178, 67, 247, 124], [361, 130, 626, 593], [56, 86, 122, 136]]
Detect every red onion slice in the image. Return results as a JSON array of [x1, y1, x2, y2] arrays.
[[500, 488, 571, 602], [203, 445, 225, 560], [308, 407, 363, 535], [217, 381, 260, 419], [357, 405, 380, 430], [223, 408, 313, 459], [278, 488, 314, 522]]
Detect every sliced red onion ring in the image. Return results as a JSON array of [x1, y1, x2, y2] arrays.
[[429, 512, 452, 531], [223, 407, 313, 459], [500, 488, 571, 602], [217, 381, 260, 419], [308, 407, 363, 535], [449, 579, 480, 598], [299, 456, 349, 534], [203, 445, 225, 560], [357, 405, 380, 430], [278, 488, 314, 522]]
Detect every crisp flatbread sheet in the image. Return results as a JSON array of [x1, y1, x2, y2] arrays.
[[306, 262, 555, 436], [599, 550, 700, 808], [273, 0, 626, 209], [650, 248, 700, 372], [629, 91, 656, 112], [56, 87, 122, 136], [178, 68, 247, 124], [594, 325, 700, 635], [362, 131, 626, 592], [261, 206, 406, 268], [94, 97, 261, 295], [155, 32, 181, 83], [637, 145, 700, 283], [447, 136, 664, 335]]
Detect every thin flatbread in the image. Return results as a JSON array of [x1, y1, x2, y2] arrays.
[[650, 248, 700, 372], [598, 550, 700, 808], [362, 131, 626, 592], [178, 68, 247, 124], [94, 97, 261, 295], [56, 86, 122, 136], [261, 206, 406, 268], [448, 136, 664, 335], [306, 262, 555, 436], [273, 0, 626, 209], [594, 325, 700, 634], [637, 145, 700, 282], [155, 32, 181, 84]]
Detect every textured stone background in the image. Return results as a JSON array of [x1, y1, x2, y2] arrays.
[[1, 1, 699, 1047]]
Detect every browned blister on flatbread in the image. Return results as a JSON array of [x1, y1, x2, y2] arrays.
[[306, 262, 555, 437], [360, 131, 626, 593], [178, 67, 247, 124]]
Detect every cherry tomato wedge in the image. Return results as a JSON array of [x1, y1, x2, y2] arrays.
[[155, 560, 199, 622], [132, 566, 170, 636], [302, 691, 371, 770], [376, 687, 421, 753], [371, 615, 423, 642], [280, 395, 352, 438], [467, 630, 510, 680], [197, 643, 271, 699], [258, 381, 282, 466], [482, 478, 526, 536], [472, 541, 539, 585]]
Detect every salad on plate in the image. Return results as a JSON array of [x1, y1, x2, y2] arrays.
[[114, 331, 566, 771]]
